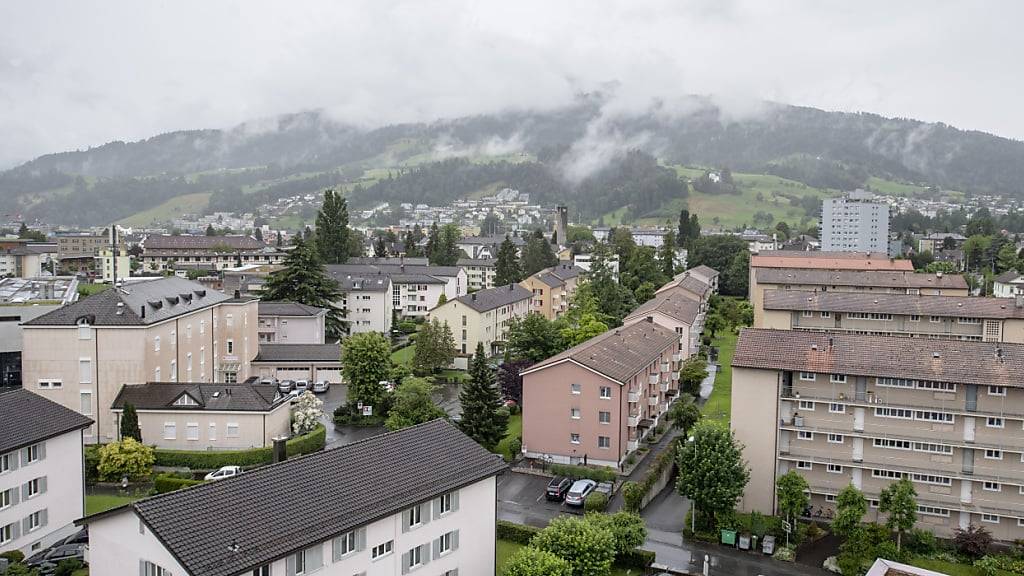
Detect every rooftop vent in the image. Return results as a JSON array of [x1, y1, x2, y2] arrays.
[[194, 289, 206, 297], [166, 296, 179, 305], [116, 302, 125, 315], [212, 391, 221, 398], [810, 344, 818, 351], [147, 299, 163, 310], [932, 352, 941, 359]]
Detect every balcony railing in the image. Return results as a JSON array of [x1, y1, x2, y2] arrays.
[[628, 415, 640, 427], [659, 382, 669, 393], [648, 396, 659, 406], [648, 374, 659, 385], [671, 372, 679, 382], [627, 440, 639, 452], [672, 353, 682, 362], [661, 362, 671, 373], [628, 391, 641, 403]]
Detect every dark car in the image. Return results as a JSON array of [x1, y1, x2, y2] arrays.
[[545, 476, 572, 501]]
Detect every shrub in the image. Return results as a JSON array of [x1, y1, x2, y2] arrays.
[[532, 515, 616, 576], [496, 520, 540, 545], [502, 546, 572, 576], [615, 548, 655, 569], [774, 545, 796, 562], [875, 540, 909, 564], [955, 524, 993, 558], [154, 473, 204, 494], [905, 527, 938, 555], [53, 558, 84, 576], [622, 481, 644, 512], [586, 512, 646, 555], [548, 463, 617, 482], [584, 492, 608, 512], [84, 444, 102, 482], [508, 437, 523, 459], [1, 550, 25, 564], [97, 438, 155, 481]]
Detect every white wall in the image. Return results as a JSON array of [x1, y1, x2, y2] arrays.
[[88, 508, 189, 576], [0, 431, 84, 556]]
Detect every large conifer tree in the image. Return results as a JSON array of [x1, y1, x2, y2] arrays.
[[261, 238, 347, 339], [494, 235, 523, 285], [458, 342, 509, 450], [314, 189, 351, 264]]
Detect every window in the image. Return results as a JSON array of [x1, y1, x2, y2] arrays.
[[163, 422, 176, 440], [26, 478, 41, 498], [829, 403, 845, 413], [989, 386, 1007, 396], [437, 530, 456, 556], [913, 442, 952, 455], [0, 488, 9, 509], [570, 383, 581, 395], [27, 510, 42, 532], [917, 505, 949, 518], [200, 319, 206, 334], [599, 411, 611, 424], [873, 469, 904, 480], [170, 360, 177, 380], [0, 453, 7, 474], [985, 449, 1003, 460], [830, 374, 847, 383], [875, 407, 913, 419], [439, 492, 453, 515], [982, 514, 1000, 524], [227, 340, 234, 354], [78, 390, 93, 415], [252, 566, 270, 576], [797, 431, 813, 440], [371, 540, 394, 560], [984, 481, 1001, 492], [226, 314, 234, 327], [827, 464, 843, 474], [599, 386, 612, 399], [293, 550, 305, 574], [570, 408, 581, 420], [877, 377, 915, 389], [917, 380, 956, 392], [828, 434, 844, 444], [227, 423, 239, 438], [821, 311, 831, 318], [173, 394, 197, 406], [570, 433, 581, 444], [334, 530, 357, 558], [209, 423, 216, 441], [799, 372, 815, 381], [909, 315, 920, 322], [140, 561, 172, 576], [37, 379, 62, 389], [598, 436, 611, 449], [801, 310, 813, 318], [912, 473, 952, 486], [78, 324, 92, 340], [79, 358, 92, 383], [824, 494, 837, 503], [154, 336, 160, 352], [929, 316, 941, 323], [915, 410, 954, 423], [0, 523, 10, 545], [987, 417, 1005, 429], [796, 461, 812, 470], [408, 504, 422, 527], [406, 545, 424, 570], [798, 400, 815, 411], [24, 444, 40, 464], [186, 423, 199, 441], [958, 317, 981, 325]]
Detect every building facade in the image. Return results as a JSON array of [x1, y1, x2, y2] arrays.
[[252, 344, 343, 383], [457, 258, 497, 291], [732, 329, 1024, 540], [258, 301, 327, 344], [820, 190, 890, 253], [520, 264, 582, 321], [140, 234, 285, 272], [21, 277, 259, 443], [83, 420, 506, 576], [0, 390, 92, 556], [521, 320, 680, 467], [623, 289, 705, 358], [429, 284, 532, 357], [334, 273, 392, 334]]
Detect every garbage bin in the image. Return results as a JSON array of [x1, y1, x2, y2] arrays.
[[751, 535, 758, 553], [720, 529, 737, 547]]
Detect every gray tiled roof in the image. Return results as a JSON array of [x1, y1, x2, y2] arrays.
[[754, 268, 969, 290], [733, 328, 1024, 387], [763, 290, 1024, 319], [453, 284, 532, 313], [111, 383, 283, 412], [348, 257, 429, 266], [333, 273, 391, 293], [459, 235, 525, 246], [0, 389, 93, 454], [254, 343, 341, 363], [23, 277, 229, 326], [995, 270, 1023, 284], [688, 265, 719, 279], [258, 301, 326, 317], [524, 320, 677, 383], [625, 290, 702, 325], [144, 235, 263, 251], [457, 258, 497, 267], [534, 264, 581, 287], [88, 420, 506, 576]]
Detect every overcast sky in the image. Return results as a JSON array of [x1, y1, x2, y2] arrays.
[[0, 0, 1021, 169]]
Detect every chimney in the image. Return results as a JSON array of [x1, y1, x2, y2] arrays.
[[1016, 290, 1023, 309], [828, 336, 834, 349], [471, 293, 477, 301], [272, 437, 288, 463], [234, 289, 241, 299], [646, 316, 653, 323], [140, 305, 146, 319], [508, 284, 513, 291]]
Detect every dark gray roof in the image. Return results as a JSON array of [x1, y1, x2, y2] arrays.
[[0, 389, 93, 454], [457, 258, 496, 267], [144, 235, 263, 251], [112, 383, 282, 412], [453, 284, 532, 312], [995, 270, 1023, 284], [258, 301, 326, 317], [390, 273, 448, 285], [23, 277, 229, 327], [733, 328, 1024, 388], [688, 265, 719, 279], [523, 319, 677, 382], [534, 264, 582, 287], [754, 268, 969, 290], [459, 235, 525, 246], [625, 290, 702, 325], [347, 257, 429, 266], [254, 343, 341, 363], [326, 263, 460, 291], [86, 420, 506, 576], [333, 272, 391, 293], [763, 289, 1024, 319]]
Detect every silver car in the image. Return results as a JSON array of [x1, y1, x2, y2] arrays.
[[312, 380, 330, 393], [564, 479, 596, 506]]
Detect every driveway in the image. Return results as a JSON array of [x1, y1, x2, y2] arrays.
[[496, 471, 584, 528]]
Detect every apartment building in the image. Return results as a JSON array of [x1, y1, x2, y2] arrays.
[[654, 270, 713, 301], [457, 258, 497, 291], [0, 244, 57, 278], [456, 235, 525, 259], [732, 328, 1024, 540], [520, 263, 582, 320], [21, 277, 259, 443], [110, 382, 290, 450], [334, 272, 392, 334], [623, 290, 705, 358], [327, 262, 467, 321], [751, 268, 969, 324], [0, 390, 92, 556], [221, 264, 280, 296], [0, 278, 78, 388], [429, 284, 532, 358], [820, 190, 890, 253], [140, 234, 286, 272], [521, 319, 681, 467], [686, 265, 720, 294], [56, 234, 107, 274], [83, 420, 506, 576], [258, 301, 327, 344], [994, 271, 1024, 298], [760, 290, 1024, 342]]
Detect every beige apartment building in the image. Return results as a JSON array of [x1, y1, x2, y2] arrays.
[[458, 258, 497, 291], [521, 319, 681, 467], [520, 263, 582, 320], [760, 290, 1024, 343], [655, 271, 713, 302], [22, 277, 259, 443], [732, 328, 1024, 540], [623, 289, 705, 358], [110, 382, 290, 450], [429, 284, 532, 358], [257, 301, 327, 344]]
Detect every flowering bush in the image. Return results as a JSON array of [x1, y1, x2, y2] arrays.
[[97, 437, 155, 481], [292, 392, 324, 435]]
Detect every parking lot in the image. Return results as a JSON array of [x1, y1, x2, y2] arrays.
[[496, 471, 587, 527]]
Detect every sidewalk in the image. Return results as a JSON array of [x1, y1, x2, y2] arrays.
[[606, 426, 683, 512]]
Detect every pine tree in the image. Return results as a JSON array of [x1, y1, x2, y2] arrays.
[[205, 223, 216, 236], [314, 189, 351, 264], [120, 403, 142, 442], [659, 229, 677, 278], [458, 342, 509, 450], [373, 236, 388, 258], [261, 238, 347, 339], [276, 230, 283, 247], [425, 223, 440, 263], [433, 224, 462, 266], [254, 228, 263, 242], [494, 235, 523, 285], [522, 229, 558, 277]]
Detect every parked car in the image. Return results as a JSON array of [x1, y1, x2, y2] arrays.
[[545, 476, 572, 501], [204, 465, 242, 481], [294, 380, 310, 393], [312, 380, 330, 393], [287, 389, 305, 403], [564, 479, 597, 506], [594, 481, 613, 497], [277, 379, 295, 393], [26, 543, 86, 573]]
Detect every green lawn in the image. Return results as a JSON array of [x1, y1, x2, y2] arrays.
[[910, 557, 1016, 576], [391, 345, 415, 366], [495, 540, 639, 575], [702, 329, 737, 424], [85, 493, 141, 515], [77, 283, 112, 297], [496, 413, 522, 461], [118, 192, 212, 227]]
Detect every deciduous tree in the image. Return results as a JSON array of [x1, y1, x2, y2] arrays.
[[506, 313, 565, 363], [676, 420, 750, 530], [342, 332, 393, 412], [413, 319, 456, 374], [666, 395, 701, 435], [586, 512, 647, 555], [531, 515, 616, 576], [385, 377, 446, 431], [97, 438, 155, 481], [832, 484, 868, 539], [775, 470, 810, 539], [879, 478, 917, 551], [292, 392, 324, 435], [502, 547, 571, 576]]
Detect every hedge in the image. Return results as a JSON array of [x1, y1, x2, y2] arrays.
[[154, 474, 204, 494], [584, 492, 609, 513], [616, 548, 656, 569], [153, 424, 325, 469], [496, 520, 540, 545], [548, 463, 617, 483]]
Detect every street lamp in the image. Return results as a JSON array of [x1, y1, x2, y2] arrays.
[[688, 435, 698, 534]]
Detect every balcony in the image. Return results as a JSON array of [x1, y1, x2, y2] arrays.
[[659, 382, 669, 393], [671, 372, 679, 382], [673, 353, 682, 362], [628, 391, 641, 403], [627, 440, 639, 452], [648, 374, 659, 385], [648, 396, 659, 406], [221, 355, 239, 363], [660, 402, 669, 413], [661, 362, 671, 373], [628, 414, 640, 427]]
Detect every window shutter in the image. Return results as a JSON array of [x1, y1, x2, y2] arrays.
[[331, 536, 341, 562], [10, 521, 19, 540], [22, 516, 31, 533], [400, 552, 410, 574], [452, 530, 460, 551], [38, 442, 45, 460], [21, 482, 28, 500], [421, 503, 431, 526], [421, 544, 431, 565], [285, 554, 296, 576], [451, 490, 460, 512], [9, 454, 17, 471], [10, 488, 19, 506], [356, 527, 366, 552], [139, 559, 146, 576], [401, 509, 410, 533], [40, 509, 47, 528], [432, 537, 440, 559], [20, 448, 28, 465], [432, 497, 442, 520], [40, 477, 47, 494], [306, 545, 323, 570]]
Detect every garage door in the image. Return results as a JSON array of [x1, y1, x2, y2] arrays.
[[314, 368, 342, 383], [275, 367, 311, 380]]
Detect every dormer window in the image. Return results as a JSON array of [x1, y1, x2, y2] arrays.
[[173, 394, 198, 407]]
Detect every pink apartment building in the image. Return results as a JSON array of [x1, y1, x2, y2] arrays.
[[521, 319, 680, 468]]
